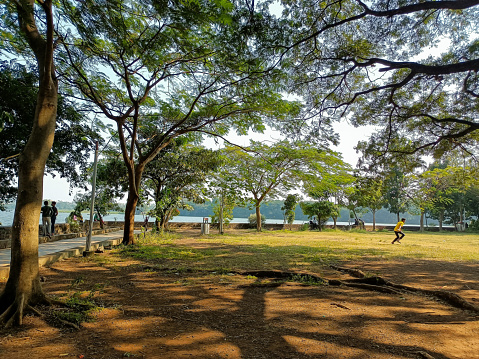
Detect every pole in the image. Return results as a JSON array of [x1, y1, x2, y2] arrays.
[[85, 141, 99, 254]]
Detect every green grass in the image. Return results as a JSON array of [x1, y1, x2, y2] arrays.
[[47, 289, 102, 327], [116, 229, 479, 273]]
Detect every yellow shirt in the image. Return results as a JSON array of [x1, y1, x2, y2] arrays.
[[394, 221, 404, 231]]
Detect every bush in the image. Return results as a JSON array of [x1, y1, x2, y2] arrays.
[[299, 223, 309, 231]]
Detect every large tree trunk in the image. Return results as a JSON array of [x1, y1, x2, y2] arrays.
[[0, 0, 58, 328], [316, 214, 323, 231], [372, 210, 376, 231], [96, 209, 104, 229], [123, 189, 139, 245], [255, 204, 262, 232], [122, 164, 145, 244], [439, 210, 444, 231]]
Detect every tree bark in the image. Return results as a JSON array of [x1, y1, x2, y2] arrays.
[[372, 210, 376, 231], [255, 204, 262, 232], [439, 211, 444, 231], [123, 189, 139, 245], [420, 209, 425, 232], [0, 0, 57, 327]]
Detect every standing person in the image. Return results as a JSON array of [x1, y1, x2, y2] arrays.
[[143, 216, 149, 238], [143, 216, 149, 231], [50, 201, 58, 235], [40, 200, 52, 238], [392, 218, 406, 244]]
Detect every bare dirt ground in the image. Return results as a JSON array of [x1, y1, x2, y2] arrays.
[[1, 231, 478, 359]]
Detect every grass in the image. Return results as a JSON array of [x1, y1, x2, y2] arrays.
[[115, 229, 479, 274], [47, 289, 101, 327]]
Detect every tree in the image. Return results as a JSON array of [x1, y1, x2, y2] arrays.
[[353, 176, 384, 231], [280, 0, 479, 165], [211, 198, 235, 228], [464, 186, 479, 229], [71, 188, 122, 229], [142, 140, 222, 231], [208, 157, 246, 234], [303, 157, 354, 228], [383, 167, 410, 221], [0, 61, 102, 207], [0, 0, 59, 327], [221, 140, 342, 231], [337, 183, 364, 226], [300, 200, 339, 231], [465, 186, 479, 220], [281, 194, 301, 229], [58, 0, 299, 244]]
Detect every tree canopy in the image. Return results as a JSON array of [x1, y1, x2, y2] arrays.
[[0, 61, 102, 208], [279, 0, 479, 167], [142, 139, 222, 230], [54, 0, 306, 244], [218, 140, 348, 231]]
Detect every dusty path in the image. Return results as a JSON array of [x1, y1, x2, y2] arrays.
[[0, 231, 478, 359]]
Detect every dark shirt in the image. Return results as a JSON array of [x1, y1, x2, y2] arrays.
[[41, 205, 52, 218]]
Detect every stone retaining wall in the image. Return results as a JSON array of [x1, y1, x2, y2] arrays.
[[0, 221, 120, 250], [107, 221, 456, 232], [0, 220, 456, 249]]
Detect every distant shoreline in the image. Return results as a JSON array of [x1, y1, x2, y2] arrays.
[[0, 211, 451, 228]]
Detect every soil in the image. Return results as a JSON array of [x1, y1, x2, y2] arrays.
[[1, 230, 478, 359]]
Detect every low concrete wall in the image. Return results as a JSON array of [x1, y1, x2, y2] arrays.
[[0, 221, 121, 250]]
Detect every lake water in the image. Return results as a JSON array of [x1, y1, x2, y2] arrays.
[[1, 210, 445, 228], [0, 210, 365, 226]]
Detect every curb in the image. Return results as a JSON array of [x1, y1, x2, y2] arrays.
[[0, 235, 124, 281]]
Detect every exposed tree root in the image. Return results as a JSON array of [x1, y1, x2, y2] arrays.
[[0, 293, 25, 328], [151, 266, 479, 313], [340, 282, 403, 294], [329, 265, 366, 278], [55, 317, 81, 330], [26, 304, 44, 317], [415, 351, 436, 359], [232, 266, 479, 314], [330, 265, 479, 314], [0, 292, 90, 329]]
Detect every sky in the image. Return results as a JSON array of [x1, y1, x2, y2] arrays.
[[42, 121, 369, 202]]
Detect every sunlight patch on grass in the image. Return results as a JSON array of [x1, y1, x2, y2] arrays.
[[115, 229, 479, 273]]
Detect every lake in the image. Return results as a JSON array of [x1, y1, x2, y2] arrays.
[[0, 210, 362, 226], [1, 210, 441, 228]]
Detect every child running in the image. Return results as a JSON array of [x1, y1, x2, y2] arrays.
[[392, 218, 406, 244]]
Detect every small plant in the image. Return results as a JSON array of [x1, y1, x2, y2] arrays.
[[299, 223, 309, 231], [68, 221, 81, 233], [289, 273, 325, 286], [46, 290, 100, 328], [70, 276, 85, 287]]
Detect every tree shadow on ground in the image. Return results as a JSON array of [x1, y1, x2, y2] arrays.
[[32, 258, 477, 359]]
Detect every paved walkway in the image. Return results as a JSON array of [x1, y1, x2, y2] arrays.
[[0, 230, 128, 280]]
